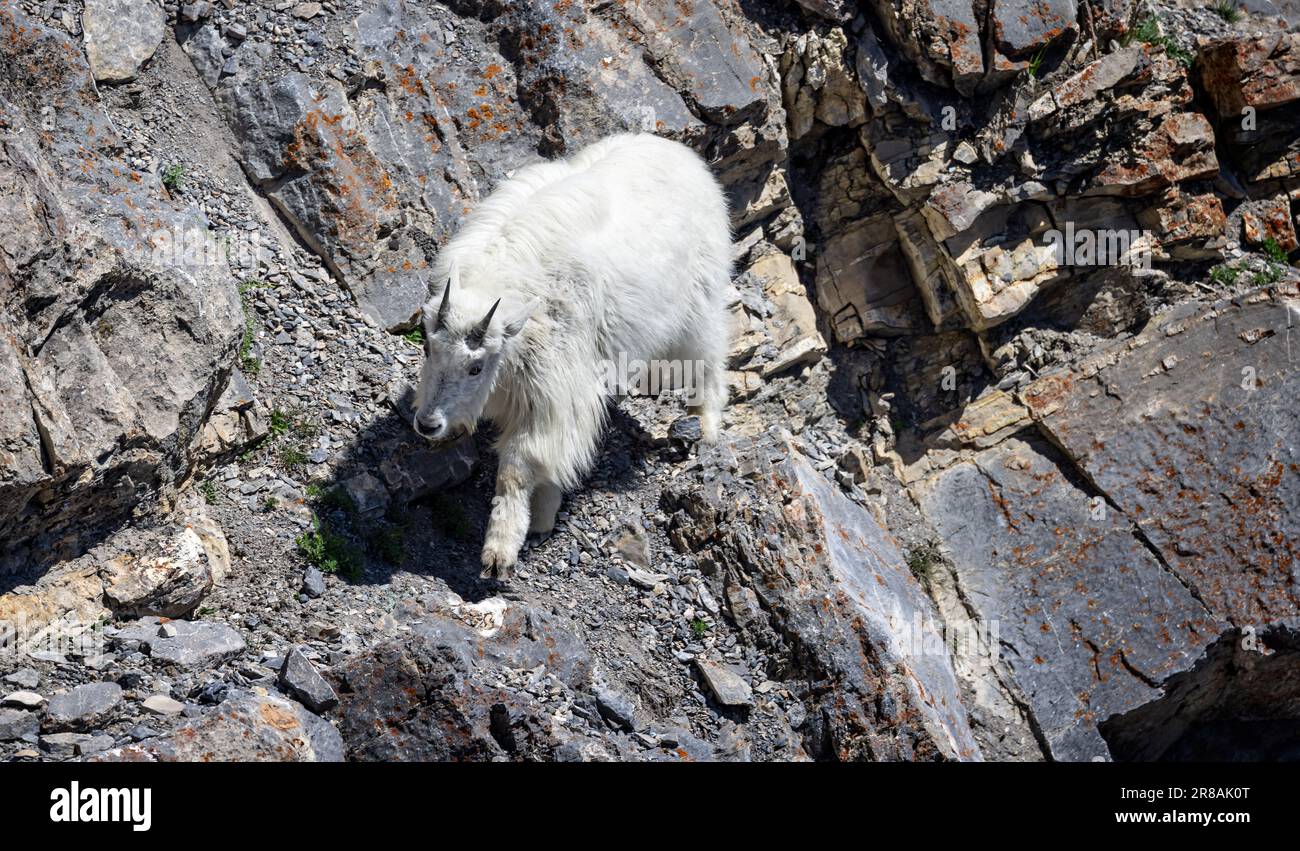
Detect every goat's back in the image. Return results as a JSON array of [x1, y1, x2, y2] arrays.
[[440, 135, 730, 359]]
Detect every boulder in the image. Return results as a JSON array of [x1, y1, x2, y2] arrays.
[[91, 691, 344, 761], [112, 617, 247, 668], [330, 595, 626, 761], [82, 0, 166, 82], [1022, 286, 1300, 626]]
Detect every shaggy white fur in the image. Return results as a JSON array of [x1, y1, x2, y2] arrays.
[[413, 133, 732, 578]]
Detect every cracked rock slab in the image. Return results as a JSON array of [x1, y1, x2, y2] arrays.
[[1022, 286, 1300, 626], [912, 435, 1221, 760]]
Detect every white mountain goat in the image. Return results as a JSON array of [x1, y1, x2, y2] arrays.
[[412, 133, 732, 579]]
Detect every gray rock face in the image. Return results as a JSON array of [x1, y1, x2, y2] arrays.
[[45, 682, 124, 731], [865, 0, 986, 95], [196, 0, 780, 331], [82, 0, 167, 82], [1023, 289, 1300, 625], [112, 617, 247, 668], [0, 15, 243, 572], [915, 435, 1219, 760], [911, 286, 1300, 760], [664, 430, 981, 761], [989, 0, 1077, 58], [90, 691, 344, 761], [279, 648, 339, 713]]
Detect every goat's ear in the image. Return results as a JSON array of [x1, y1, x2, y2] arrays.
[[503, 298, 540, 340]]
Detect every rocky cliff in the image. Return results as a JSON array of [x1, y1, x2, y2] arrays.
[[0, 0, 1297, 761]]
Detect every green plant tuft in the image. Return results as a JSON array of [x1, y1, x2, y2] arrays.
[[296, 516, 363, 581], [269, 408, 291, 437], [278, 445, 308, 471], [1027, 46, 1047, 79], [1262, 237, 1290, 264], [905, 540, 943, 585], [1125, 17, 1194, 67], [1211, 1, 1242, 23], [1209, 263, 1241, 286], [162, 163, 185, 192]]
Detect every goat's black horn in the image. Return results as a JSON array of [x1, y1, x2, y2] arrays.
[[468, 298, 500, 347], [435, 275, 452, 329]]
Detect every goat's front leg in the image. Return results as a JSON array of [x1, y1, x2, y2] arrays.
[[480, 447, 535, 580]]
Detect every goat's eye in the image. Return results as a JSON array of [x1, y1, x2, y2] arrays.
[[468, 362, 483, 376]]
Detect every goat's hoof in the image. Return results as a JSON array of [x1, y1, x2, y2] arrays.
[[480, 542, 518, 580]]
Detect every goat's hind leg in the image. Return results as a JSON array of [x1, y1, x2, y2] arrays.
[[685, 342, 726, 443]]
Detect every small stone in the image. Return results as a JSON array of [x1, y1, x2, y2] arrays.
[[668, 415, 704, 443], [279, 647, 339, 713], [127, 724, 160, 741], [80, 734, 117, 755], [302, 566, 326, 598], [292, 2, 323, 19], [41, 732, 92, 757], [45, 682, 124, 731], [610, 522, 652, 569], [142, 695, 186, 716], [592, 682, 639, 731], [626, 568, 669, 591], [2, 691, 44, 709], [0, 708, 40, 742], [181, 2, 213, 23], [694, 659, 753, 707], [3, 669, 39, 689]]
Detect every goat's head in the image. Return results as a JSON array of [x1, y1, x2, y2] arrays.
[[412, 265, 533, 443]]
